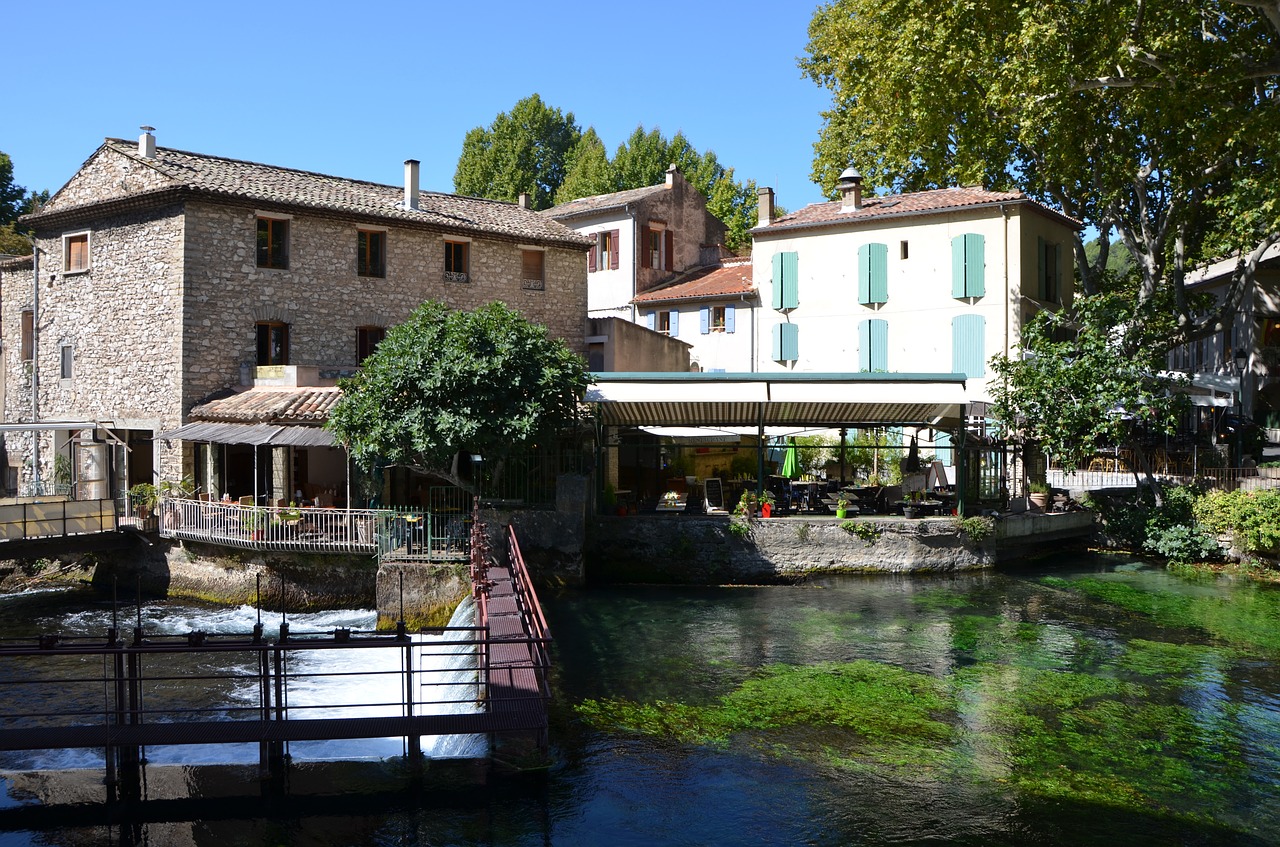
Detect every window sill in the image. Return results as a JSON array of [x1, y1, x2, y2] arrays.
[[62, 268, 91, 277], [522, 279, 545, 291]]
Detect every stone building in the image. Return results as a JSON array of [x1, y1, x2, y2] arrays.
[[0, 131, 590, 501]]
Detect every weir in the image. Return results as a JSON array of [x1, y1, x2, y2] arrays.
[[0, 522, 549, 802]]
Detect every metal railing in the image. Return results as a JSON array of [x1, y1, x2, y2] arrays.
[[375, 506, 472, 562], [158, 498, 380, 555], [1048, 466, 1280, 493]]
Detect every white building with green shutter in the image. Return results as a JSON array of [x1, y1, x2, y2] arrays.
[[751, 169, 1080, 407]]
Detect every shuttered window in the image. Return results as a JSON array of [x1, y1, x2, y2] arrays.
[[772, 322, 799, 362], [858, 319, 888, 371], [521, 250, 545, 290], [64, 232, 90, 273], [771, 251, 799, 310], [1037, 236, 1060, 302], [857, 242, 888, 304], [951, 233, 985, 298], [951, 314, 986, 377]]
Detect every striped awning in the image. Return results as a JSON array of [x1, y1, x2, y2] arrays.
[[158, 422, 337, 448]]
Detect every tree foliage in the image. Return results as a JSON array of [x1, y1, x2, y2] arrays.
[[326, 301, 588, 481], [557, 128, 615, 202], [453, 94, 582, 211], [0, 152, 45, 256], [989, 293, 1190, 475], [801, 0, 1280, 347]]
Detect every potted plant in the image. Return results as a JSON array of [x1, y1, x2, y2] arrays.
[[241, 507, 269, 540], [128, 483, 160, 519], [760, 489, 776, 518], [1028, 481, 1051, 512], [835, 497, 849, 519], [902, 490, 923, 519]]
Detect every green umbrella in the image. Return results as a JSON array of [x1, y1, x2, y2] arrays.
[[780, 438, 799, 479]]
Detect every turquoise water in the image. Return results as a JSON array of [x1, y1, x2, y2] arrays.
[[0, 554, 1277, 845]]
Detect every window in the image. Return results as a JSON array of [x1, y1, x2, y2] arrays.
[[256, 217, 289, 269], [700, 304, 735, 334], [640, 226, 673, 271], [858, 319, 888, 371], [647, 309, 679, 336], [772, 322, 799, 362], [356, 326, 385, 363], [857, 242, 889, 305], [771, 251, 799, 310], [951, 314, 986, 378], [1264, 318, 1280, 348], [900, 240, 909, 260], [20, 310, 33, 361], [521, 249, 545, 290], [1036, 237, 1060, 302], [63, 232, 90, 273], [256, 321, 289, 366], [357, 230, 386, 278], [951, 233, 985, 298], [444, 240, 470, 282], [589, 230, 619, 272], [60, 344, 73, 380]]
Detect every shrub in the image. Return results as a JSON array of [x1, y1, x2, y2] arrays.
[[1143, 524, 1221, 566], [954, 516, 995, 543], [842, 520, 879, 542], [1194, 489, 1280, 554]]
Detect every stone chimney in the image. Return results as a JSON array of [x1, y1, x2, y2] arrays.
[[666, 164, 678, 188], [757, 187, 775, 227], [838, 166, 863, 211], [518, 192, 530, 209], [404, 159, 420, 210], [139, 126, 156, 158]]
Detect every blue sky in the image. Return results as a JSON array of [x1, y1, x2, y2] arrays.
[[6, 1, 834, 213]]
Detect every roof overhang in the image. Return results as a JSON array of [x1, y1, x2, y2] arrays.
[[158, 421, 337, 447], [588, 372, 970, 428]]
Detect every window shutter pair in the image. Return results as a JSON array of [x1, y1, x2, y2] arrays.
[[698, 304, 737, 334], [951, 233, 986, 298], [857, 243, 888, 304], [858, 319, 888, 371], [771, 252, 799, 310], [951, 314, 986, 377], [772, 322, 799, 361]]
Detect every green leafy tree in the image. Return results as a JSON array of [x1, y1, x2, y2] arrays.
[[453, 94, 582, 211], [0, 153, 27, 227], [555, 128, 615, 202], [326, 300, 589, 488], [0, 224, 29, 256], [989, 293, 1190, 497], [800, 0, 1280, 348]]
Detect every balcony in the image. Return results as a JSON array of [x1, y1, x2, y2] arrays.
[[158, 499, 378, 555]]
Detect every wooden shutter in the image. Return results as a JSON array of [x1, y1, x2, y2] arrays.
[[1037, 236, 1046, 300], [781, 252, 799, 309], [861, 319, 888, 371], [951, 314, 986, 377], [952, 235, 967, 298], [646, 310, 656, 330], [669, 310, 679, 336], [869, 242, 888, 303], [773, 323, 799, 362], [610, 229, 620, 269], [664, 230, 674, 271], [700, 306, 710, 335], [640, 227, 651, 269], [857, 244, 871, 304], [588, 245, 597, 273], [965, 234, 985, 297], [771, 253, 784, 310], [725, 304, 735, 334]]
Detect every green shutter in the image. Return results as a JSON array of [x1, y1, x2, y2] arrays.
[[772, 322, 799, 361], [857, 244, 871, 304], [952, 235, 967, 298], [965, 234, 985, 297], [952, 314, 986, 378], [1036, 236, 1046, 300], [870, 242, 888, 303], [935, 431, 953, 465], [858, 320, 870, 370], [781, 251, 799, 309], [861, 319, 888, 371], [772, 253, 784, 310]]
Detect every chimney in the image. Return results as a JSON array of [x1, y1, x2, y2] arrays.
[[837, 166, 863, 211], [665, 164, 678, 188], [757, 186, 775, 227], [518, 192, 530, 209], [404, 159, 420, 210], [139, 126, 156, 158]]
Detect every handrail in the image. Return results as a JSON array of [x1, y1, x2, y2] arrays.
[[157, 498, 382, 555]]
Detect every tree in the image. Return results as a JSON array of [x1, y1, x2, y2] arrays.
[[0, 153, 27, 227], [556, 128, 615, 202], [326, 301, 589, 488], [453, 94, 582, 211], [800, 0, 1280, 349], [989, 293, 1190, 490]]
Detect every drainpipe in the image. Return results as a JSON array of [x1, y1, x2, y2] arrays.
[[30, 235, 40, 490]]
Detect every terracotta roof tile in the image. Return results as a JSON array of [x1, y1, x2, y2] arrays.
[[758, 187, 1081, 233], [190, 386, 342, 424], [34, 140, 591, 248], [632, 260, 754, 304]]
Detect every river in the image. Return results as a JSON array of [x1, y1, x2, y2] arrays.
[[0, 553, 1277, 846]]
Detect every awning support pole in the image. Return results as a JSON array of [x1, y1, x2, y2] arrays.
[[756, 405, 765, 506]]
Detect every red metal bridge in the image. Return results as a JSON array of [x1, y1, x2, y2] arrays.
[[0, 521, 549, 801]]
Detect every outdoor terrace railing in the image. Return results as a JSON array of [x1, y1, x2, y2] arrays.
[[1047, 466, 1280, 493], [375, 505, 472, 563], [158, 499, 380, 555]]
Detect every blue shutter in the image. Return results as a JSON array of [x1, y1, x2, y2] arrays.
[[934, 431, 953, 465], [771, 253, 784, 310], [858, 320, 871, 371], [781, 251, 799, 310], [725, 304, 735, 334], [965, 234, 985, 297], [952, 314, 986, 377], [952, 236, 967, 298], [699, 306, 710, 334], [646, 310, 656, 330], [861, 319, 888, 371], [669, 310, 679, 337], [773, 323, 798, 361], [870, 242, 888, 303], [857, 244, 871, 304]]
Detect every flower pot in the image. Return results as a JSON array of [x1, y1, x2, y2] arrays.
[[902, 506, 921, 519], [761, 503, 772, 518], [1028, 493, 1049, 512], [835, 508, 847, 519]]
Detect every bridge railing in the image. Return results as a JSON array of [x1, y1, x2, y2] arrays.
[[157, 498, 381, 555]]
